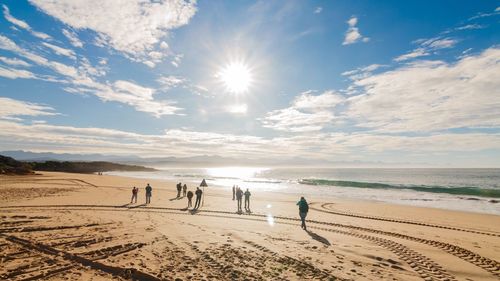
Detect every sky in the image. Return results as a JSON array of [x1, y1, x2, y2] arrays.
[[0, 0, 499, 167]]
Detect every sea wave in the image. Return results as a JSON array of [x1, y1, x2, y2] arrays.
[[243, 179, 282, 184], [298, 179, 500, 198]]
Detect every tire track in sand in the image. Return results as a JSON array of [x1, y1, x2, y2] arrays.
[[2, 204, 499, 278]]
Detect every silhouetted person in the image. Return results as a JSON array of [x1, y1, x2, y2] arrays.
[[232, 185, 235, 200], [183, 184, 187, 197], [244, 188, 251, 211], [296, 197, 309, 230], [145, 183, 152, 204], [236, 187, 243, 212], [194, 187, 203, 209], [131, 186, 138, 203], [187, 190, 194, 208], [176, 182, 182, 198]]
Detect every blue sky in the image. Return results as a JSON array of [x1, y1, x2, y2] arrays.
[[0, 0, 499, 166]]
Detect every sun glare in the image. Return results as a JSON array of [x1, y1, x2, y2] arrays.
[[218, 62, 252, 94]]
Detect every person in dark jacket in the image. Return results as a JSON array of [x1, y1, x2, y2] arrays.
[[145, 183, 152, 204], [187, 190, 194, 208], [194, 187, 203, 209], [176, 182, 182, 198], [296, 197, 309, 230], [236, 187, 243, 212], [182, 184, 187, 197], [232, 185, 236, 200], [244, 188, 251, 211]]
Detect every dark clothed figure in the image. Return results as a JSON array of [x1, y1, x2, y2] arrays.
[[296, 197, 309, 230], [182, 184, 187, 197], [244, 189, 251, 210], [236, 188, 243, 212], [194, 187, 203, 209], [131, 186, 138, 203], [232, 185, 235, 200], [187, 190, 194, 207], [145, 184, 152, 204], [176, 182, 182, 198]]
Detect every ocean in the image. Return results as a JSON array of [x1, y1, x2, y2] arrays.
[[108, 167, 500, 215]]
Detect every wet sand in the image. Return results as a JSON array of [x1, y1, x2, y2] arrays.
[[1, 172, 499, 280]]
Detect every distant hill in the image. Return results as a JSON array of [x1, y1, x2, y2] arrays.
[[0, 155, 34, 175], [0, 154, 156, 174], [0, 150, 142, 162], [30, 161, 156, 174]]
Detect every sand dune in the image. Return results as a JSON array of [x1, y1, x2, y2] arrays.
[[1, 172, 499, 280]]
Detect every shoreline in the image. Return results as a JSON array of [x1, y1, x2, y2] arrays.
[[107, 169, 500, 216]]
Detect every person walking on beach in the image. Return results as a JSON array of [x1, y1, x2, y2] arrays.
[[296, 197, 309, 230], [176, 182, 182, 198], [130, 186, 138, 203], [236, 187, 243, 212], [187, 190, 194, 208], [232, 185, 236, 200], [244, 188, 251, 211], [145, 183, 152, 204], [194, 187, 203, 209], [182, 184, 187, 197]]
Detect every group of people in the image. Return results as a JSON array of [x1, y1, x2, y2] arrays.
[[130, 184, 152, 204], [232, 185, 251, 212], [176, 182, 203, 209], [130, 182, 310, 230], [176, 182, 188, 198], [131, 182, 203, 209]]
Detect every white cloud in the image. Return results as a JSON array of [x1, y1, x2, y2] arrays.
[[171, 54, 184, 67], [341, 64, 386, 79], [261, 90, 344, 132], [62, 29, 83, 48], [314, 7, 322, 14], [262, 108, 335, 132], [394, 48, 429, 62], [422, 37, 458, 49], [0, 97, 57, 119], [468, 7, 500, 20], [395, 37, 458, 62], [347, 47, 500, 132], [455, 24, 485, 31], [0, 34, 181, 117], [293, 90, 344, 109], [2, 4, 51, 40], [29, 0, 197, 66], [342, 16, 369, 45], [0, 56, 31, 67], [42, 42, 76, 59], [1, 118, 499, 162], [157, 75, 186, 90], [0, 65, 37, 79]]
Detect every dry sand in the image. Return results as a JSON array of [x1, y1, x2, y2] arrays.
[[0, 172, 499, 280]]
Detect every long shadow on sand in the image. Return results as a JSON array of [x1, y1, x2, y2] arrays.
[[169, 196, 184, 201], [128, 203, 147, 209], [306, 230, 331, 246]]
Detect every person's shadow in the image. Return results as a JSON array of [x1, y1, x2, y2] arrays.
[[128, 203, 147, 209], [306, 230, 331, 246]]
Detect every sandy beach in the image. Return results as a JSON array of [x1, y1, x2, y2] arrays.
[[1, 172, 499, 280]]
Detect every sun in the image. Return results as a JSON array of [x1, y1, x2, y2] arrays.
[[218, 62, 253, 94]]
